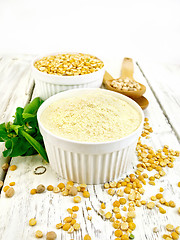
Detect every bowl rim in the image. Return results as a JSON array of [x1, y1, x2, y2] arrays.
[[31, 51, 105, 81], [37, 88, 144, 146]]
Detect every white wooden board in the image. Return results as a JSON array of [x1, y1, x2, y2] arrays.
[[0, 55, 180, 240]]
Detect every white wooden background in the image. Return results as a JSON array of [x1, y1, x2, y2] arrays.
[[0, 55, 180, 240]]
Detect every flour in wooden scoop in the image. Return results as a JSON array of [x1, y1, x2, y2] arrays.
[[40, 92, 142, 142]]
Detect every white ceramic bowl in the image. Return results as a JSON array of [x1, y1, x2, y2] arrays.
[[32, 52, 105, 100], [37, 88, 144, 184]]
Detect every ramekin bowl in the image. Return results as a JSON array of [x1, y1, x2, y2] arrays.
[[32, 52, 105, 100], [37, 88, 144, 184]]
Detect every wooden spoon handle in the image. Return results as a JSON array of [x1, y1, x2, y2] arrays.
[[121, 57, 134, 79], [103, 71, 114, 84]]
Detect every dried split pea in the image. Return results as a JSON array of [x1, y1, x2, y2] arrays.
[[86, 207, 91, 211], [83, 191, 90, 198], [105, 212, 112, 219], [101, 202, 106, 209], [126, 217, 133, 223], [67, 181, 74, 186], [9, 165, 17, 171], [114, 229, 123, 237], [64, 217, 72, 223], [72, 213, 77, 219], [87, 215, 92, 221], [169, 201, 176, 208], [73, 196, 81, 203], [121, 216, 127, 222], [84, 234, 91, 240], [178, 182, 180, 187], [129, 222, 136, 231], [149, 181, 155, 186], [120, 222, 128, 231], [57, 183, 65, 189], [119, 198, 127, 205], [141, 200, 147, 205], [72, 206, 79, 212], [117, 189, 124, 197], [127, 211, 136, 218], [29, 218, 37, 226], [122, 206, 127, 211], [9, 182, 15, 186], [107, 188, 115, 196], [112, 220, 121, 229], [175, 226, 180, 234], [151, 196, 157, 201], [156, 193, 163, 199], [3, 186, 10, 192], [47, 185, 54, 191], [30, 189, 37, 195], [159, 198, 166, 204], [53, 187, 60, 193], [113, 201, 120, 207], [110, 181, 117, 188], [163, 234, 171, 239], [113, 207, 120, 213], [171, 232, 179, 239], [166, 224, 174, 231], [62, 189, 69, 196], [110, 217, 115, 222], [35, 230, 43, 238], [46, 231, 57, 240], [63, 223, 71, 231], [71, 219, 76, 225], [104, 183, 109, 189], [121, 234, 129, 240], [115, 213, 122, 219], [159, 207, 166, 214], [79, 184, 87, 192], [147, 202, 155, 209], [73, 222, 80, 231], [124, 187, 131, 194], [56, 223, 63, 229]]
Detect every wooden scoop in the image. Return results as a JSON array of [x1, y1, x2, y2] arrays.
[[103, 59, 149, 109], [103, 58, 146, 98]]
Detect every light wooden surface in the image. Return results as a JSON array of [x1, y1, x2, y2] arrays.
[[0, 55, 180, 240]]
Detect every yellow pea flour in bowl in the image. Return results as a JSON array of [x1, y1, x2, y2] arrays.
[[37, 88, 144, 184], [40, 93, 141, 142]]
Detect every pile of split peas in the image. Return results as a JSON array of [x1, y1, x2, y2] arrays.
[[1, 118, 180, 240]]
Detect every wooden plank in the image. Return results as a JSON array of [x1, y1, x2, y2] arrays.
[[137, 61, 180, 140], [0, 55, 34, 183], [0, 55, 34, 123], [0, 56, 180, 239]]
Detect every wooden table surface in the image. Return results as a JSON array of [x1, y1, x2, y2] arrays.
[[0, 55, 180, 240]]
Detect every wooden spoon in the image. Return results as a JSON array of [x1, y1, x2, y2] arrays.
[[103, 58, 146, 98], [103, 69, 149, 110]]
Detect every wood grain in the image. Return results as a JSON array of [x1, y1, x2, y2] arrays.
[[0, 56, 180, 240]]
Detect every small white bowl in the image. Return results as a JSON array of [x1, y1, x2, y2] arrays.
[[37, 88, 144, 184], [32, 52, 105, 100]]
